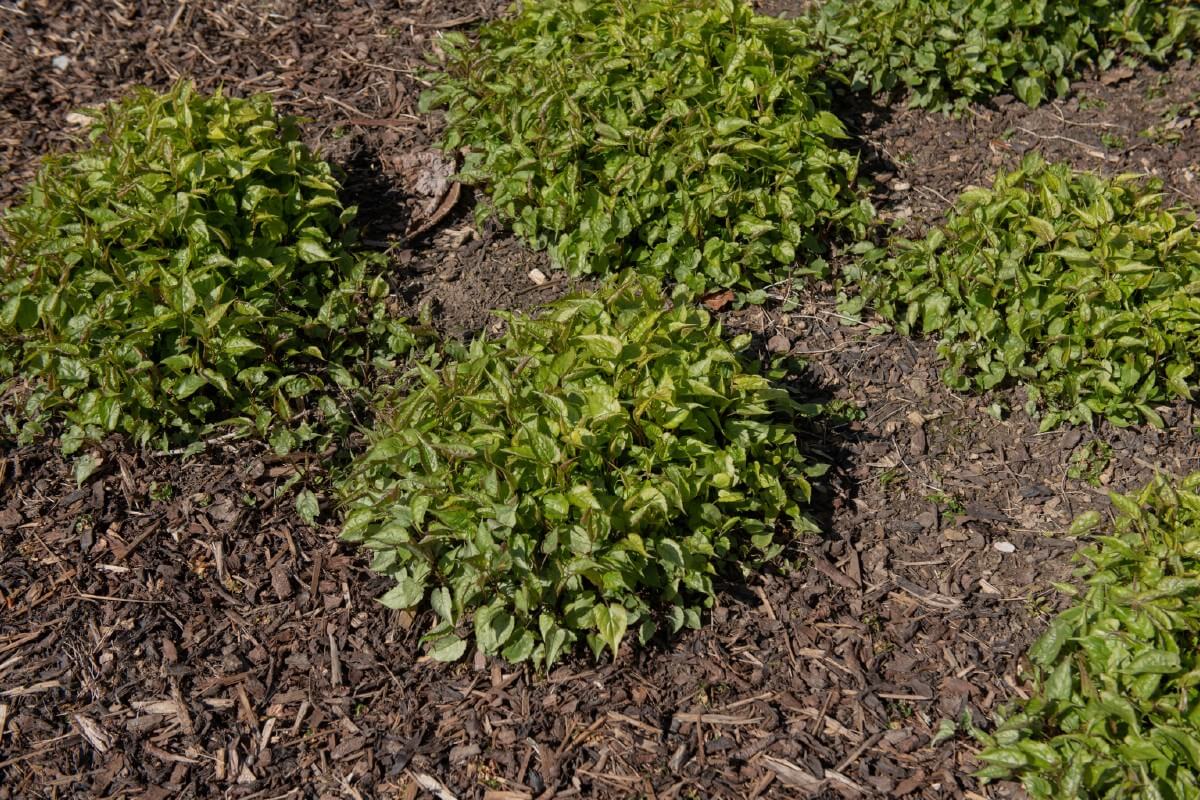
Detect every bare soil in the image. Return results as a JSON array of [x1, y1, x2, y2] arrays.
[[2, 1, 1199, 798]]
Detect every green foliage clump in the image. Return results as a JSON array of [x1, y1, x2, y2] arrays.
[[420, 0, 871, 296], [337, 274, 825, 667], [850, 154, 1200, 430], [0, 82, 414, 454], [976, 473, 1200, 799], [813, 0, 1200, 113]]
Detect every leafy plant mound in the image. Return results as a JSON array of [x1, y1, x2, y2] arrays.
[[338, 275, 825, 667], [420, 0, 871, 296], [813, 0, 1200, 113], [0, 82, 413, 454], [977, 474, 1200, 799], [850, 154, 1200, 429]]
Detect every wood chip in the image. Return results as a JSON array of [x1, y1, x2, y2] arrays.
[[2, 679, 62, 696], [759, 755, 823, 792], [405, 181, 461, 241], [236, 763, 257, 784], [132, 699, 183, 716], [258, 716, 276, 752], [673, 713, 763, 726], [329, 628, 342, 687], [332, 735, 366, 760], [73, 714, 110, 753], [412, 771, 459, 800], [145, 742, 200, 765]]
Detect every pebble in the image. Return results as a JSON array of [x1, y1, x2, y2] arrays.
[[766, 333, 791, 354]]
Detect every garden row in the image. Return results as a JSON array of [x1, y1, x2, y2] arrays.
[[2, 1, 1200, 797]]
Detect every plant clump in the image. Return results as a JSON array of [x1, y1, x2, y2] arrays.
[[849, 154, 1200, 430], [977, 473, 1200, 799], [812, 0, 1200, 113], [0, 82, 414, 454], [337, 274, 826, 667], [420, 0, 872, 297]]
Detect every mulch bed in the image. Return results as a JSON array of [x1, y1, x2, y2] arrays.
[[2, 1, 1199, 798]]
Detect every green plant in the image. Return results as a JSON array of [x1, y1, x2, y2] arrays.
[[976, 473, 1200, 799], [849, 154, 1200, 429], [927, 490, 965, 516], [1139, 97, 1200, 144], [337, 273, 826, 667], [420, 0, 872, 297], [1067, 439, 1113, 486], [0, 82, 415, 454], [877, 466, 904, 488], [1100, 131, 1128, 149], [813, 0, 1200, 114], [148, 481, 175, 502]]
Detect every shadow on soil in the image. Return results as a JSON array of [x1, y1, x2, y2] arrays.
[[336, 137, 412, 242]]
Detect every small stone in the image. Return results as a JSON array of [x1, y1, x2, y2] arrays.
[[766, 334, 791, 354], [449, 743, 481, 764], [0, 507, 22, 529], [52, 55, 71, 71], [528, 267, 547, 285], [992, 541, 1016, 554], [943, 527, 968, 542]]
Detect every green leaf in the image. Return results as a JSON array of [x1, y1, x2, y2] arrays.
[[1068, 510, 1102, 537], [578, 334, 624, 360], [1026, 216, 1057, 243], [540, 614, 571, 668], [427, 635, 468, 662], [379, 575, 424, 610], [1028, 615, 1072, 667], [73, 453, 102, 486], [295, 489, 320, 525], [714, 117, 752, 136], [171, 374, 207, 400], [502, 629, 536, 662], [930, 719, 958, 747], [656, 538, 685, 569], [1127, 649, 1181, 675], [224, 336, 265, 357], [296, 238, 334, 263], [1013, 76, 1045, 107], [475, 604, 516, 655], [593, 603, 628, 659]]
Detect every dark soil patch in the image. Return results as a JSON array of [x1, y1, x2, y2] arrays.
[[3, 2, 1199, 799], [850, 59, 1200, 232], [391, 213, 567, 338]]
